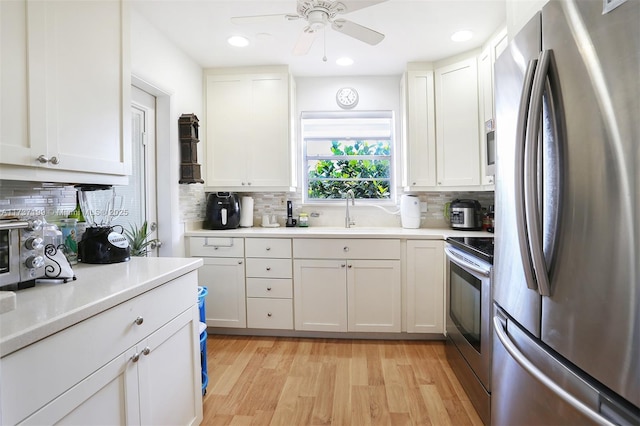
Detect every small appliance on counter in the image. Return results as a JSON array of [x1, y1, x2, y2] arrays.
[[400, 194, 421, 229], [285, 201, 297, 227], [204, 192, 241, 230], [76, 185, 130, 264], [449, 199, 482, 230]]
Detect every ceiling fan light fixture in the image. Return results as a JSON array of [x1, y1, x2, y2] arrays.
[[451, 30, 473, 42], [227, 35, 250, 47], [336, 57, 354, 66]]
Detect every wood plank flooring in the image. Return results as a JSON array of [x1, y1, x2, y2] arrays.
[[202, 335, 482, 426]]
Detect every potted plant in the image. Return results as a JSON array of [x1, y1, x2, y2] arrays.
[[124, 221, 159, 257]]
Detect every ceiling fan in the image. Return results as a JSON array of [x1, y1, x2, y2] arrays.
[[231, 0, 388, 56]]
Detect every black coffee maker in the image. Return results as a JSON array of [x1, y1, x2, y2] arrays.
[[203, 192, 241, 229]]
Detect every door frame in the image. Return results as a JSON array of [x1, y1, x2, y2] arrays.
[[131, 75, 177, 257]]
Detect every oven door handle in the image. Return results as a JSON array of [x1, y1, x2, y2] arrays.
[[445, 247, 491, 277]]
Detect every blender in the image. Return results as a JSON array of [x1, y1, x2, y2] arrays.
[[76, 185, 130, 264]]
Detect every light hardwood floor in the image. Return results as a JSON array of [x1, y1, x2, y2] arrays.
[[202, 335, 482, 426]]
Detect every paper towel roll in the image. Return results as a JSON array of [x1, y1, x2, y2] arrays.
[[239, 196, 254, 227]]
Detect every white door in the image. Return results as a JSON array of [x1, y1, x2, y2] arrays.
[[113, 85, 159, 256]]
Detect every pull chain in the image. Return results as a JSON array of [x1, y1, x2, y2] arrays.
[[322, 27, 327, 62]]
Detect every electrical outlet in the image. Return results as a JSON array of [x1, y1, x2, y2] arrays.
[[280, 197, 285, 206]]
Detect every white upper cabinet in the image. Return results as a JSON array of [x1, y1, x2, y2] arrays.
[[0, 0, 131, 184], [434, 56, 481, 187], [204, 67, 295, 191], [402, 68, 437, 189]]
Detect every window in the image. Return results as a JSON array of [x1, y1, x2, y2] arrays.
[[302, 111, 395, 202]]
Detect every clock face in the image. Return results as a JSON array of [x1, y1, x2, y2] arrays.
[[336, 87, 359, 109]]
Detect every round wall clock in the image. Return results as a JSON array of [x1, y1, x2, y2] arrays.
[[336, 87, 359, 109]]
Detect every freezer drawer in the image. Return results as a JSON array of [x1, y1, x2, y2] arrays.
[[492, 306, 639, 426]]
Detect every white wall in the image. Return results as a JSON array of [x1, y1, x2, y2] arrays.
[[130, 8, 204, 257]]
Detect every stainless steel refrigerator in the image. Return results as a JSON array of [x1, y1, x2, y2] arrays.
[[493, 0, 639, 424]]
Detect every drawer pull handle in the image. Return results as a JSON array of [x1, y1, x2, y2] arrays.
[[131, 352, 140, 362], [267, 312, 272, 317], [142, 347, 151, 356], [134, 316, 144, 326], [266, 287, 272, 291], [266, 267, 271, 271]]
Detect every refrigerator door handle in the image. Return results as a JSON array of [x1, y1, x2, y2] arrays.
[[515, 58, 540, 291], [524, 49, 553, 297], [493, 315, 616, 426]]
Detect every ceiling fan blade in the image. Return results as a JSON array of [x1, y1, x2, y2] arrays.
[[331, 19, 384, 45], [335, 0, 389, 14], [292, 28, 317, 56], [231, 14, 298, 24]]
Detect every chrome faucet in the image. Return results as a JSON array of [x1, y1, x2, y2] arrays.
[[345, 189, 356, 228]]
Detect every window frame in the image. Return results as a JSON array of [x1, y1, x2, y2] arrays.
[[301, 111, 396, 205]]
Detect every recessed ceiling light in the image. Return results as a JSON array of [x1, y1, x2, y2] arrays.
[[451, 30, 473, 42], [227, 35, 249, 47], [336, 57, 354, 66]]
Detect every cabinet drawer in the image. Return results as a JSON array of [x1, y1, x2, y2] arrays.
[[245, 258, 292, 278], [246, 278, 293, 299], [293, 239, 401, 260], [245, 238, 291, 258], [188, 237, 244, 258], [246, 298, 293, 330], [1, 272, 197, 426]]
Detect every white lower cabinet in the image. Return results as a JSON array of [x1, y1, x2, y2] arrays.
[[189, 237, 246, 328], [1, 272, 202, 426], [293, 239, 401, 333], [245, 238, 293, 330], [406, 240, 445, 333]]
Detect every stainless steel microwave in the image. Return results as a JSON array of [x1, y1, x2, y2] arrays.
[[0, 219, 46, 290], [485, 118, 496, 177]]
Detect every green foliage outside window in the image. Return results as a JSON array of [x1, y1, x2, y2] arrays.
[[307, 140, 391, 200]]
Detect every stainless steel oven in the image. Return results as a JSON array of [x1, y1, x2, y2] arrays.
[[444, 237, 493, 425]]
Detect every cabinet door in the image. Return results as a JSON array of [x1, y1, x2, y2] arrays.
[[347, 260, 401, 332], [26, 0, 130, 175], [293, 259, 347, 332], [246, 74, 291, 188], [198, 257, 247, 328], [19, 348, 140, 426], [435, 57, 481, 187], [137, 307, 203, 426], [404, 70, 437, 188], [0, 0, 31, 165], [205, 75, 249, 187], [406, 240, 445, 333]]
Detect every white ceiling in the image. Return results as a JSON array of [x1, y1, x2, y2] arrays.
[[132, 0, 506, 76]]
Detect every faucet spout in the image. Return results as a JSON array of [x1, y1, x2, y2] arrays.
[[345, 189, 356, 228]]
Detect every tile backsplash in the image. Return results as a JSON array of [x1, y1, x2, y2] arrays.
[[0, 181, 76, 221], [2, 180, 494, 229]]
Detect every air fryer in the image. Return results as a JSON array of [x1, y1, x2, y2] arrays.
[[203, 192, 241, 230]]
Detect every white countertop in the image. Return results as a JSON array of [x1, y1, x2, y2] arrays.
[[185, 226, 493, 239], [0, 257, 203, 357]]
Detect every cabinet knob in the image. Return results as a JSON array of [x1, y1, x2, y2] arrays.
[[36, 155, 60, 165], [267, 312, 272, 317], [142, 347, 151, 356], [343, 246, 349, 252], [131, 353, 140, 362], [266, 247, 271, 251], [238, 260, 243, 264], [266, 287, 272, 291], [134, 316, 144, 326], [341, 263, 346, 268], [266, 266, 271, 271], [348, 264, 353, 268], [412, 181, 417, 185]]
